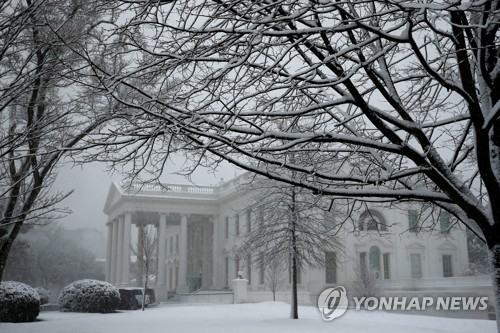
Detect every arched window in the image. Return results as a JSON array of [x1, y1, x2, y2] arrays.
[[367, 218, 378, 231], [369, 246, 381, 279], [358, 210, 387, 231]]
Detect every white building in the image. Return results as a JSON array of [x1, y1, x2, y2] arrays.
[[103, 173, 493, 314]]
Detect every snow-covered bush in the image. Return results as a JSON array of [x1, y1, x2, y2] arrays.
[[35, 287, 50, 305], [0, 281, 40, 322], [58, 279, 120, 313]]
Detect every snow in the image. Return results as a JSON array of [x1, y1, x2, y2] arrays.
[[0, 281, 40, 303], [1, 301, 495, 333]]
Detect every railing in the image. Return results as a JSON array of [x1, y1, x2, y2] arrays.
[[123, 172, 253, 198], [126, 182, 218, 196], [128, 182, 166, 192]]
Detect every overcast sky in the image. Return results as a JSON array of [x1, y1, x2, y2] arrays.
[[52, 155, 241, 233]]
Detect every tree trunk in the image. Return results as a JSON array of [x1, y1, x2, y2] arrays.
[[138, 225, 144, 288], [0, 239, 14, 282], [0, 221, 23, 282], [488, 244, 500, 332], [142, 277, 147, 311], [290, 188, 298, 319], [291, 250, 298, 319]]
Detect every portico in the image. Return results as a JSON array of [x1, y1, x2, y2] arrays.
[[103, 181, 224, 301]]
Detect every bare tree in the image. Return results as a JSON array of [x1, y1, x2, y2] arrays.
[[350, 260, 380, 299], [0, 0, 114, 281], [265, 257, 286, 302], [131, 223, 157, 311], [81, 1, 500, 329], [237, 175, 341, 319]]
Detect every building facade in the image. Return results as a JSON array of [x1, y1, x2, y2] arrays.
[[103, 173, 489, 308]]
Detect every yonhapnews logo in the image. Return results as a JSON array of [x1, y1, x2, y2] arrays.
[[317, 286, 349, 321], [317, 286, 489, 321]]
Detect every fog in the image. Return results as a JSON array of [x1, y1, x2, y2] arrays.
[[52, 155, 241, 233]]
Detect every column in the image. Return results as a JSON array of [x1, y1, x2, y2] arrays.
[[122, 212, 132, 286], [105, 222, 113, 282], [116, 215, 124, 286], [111, 219, 119, 284], [212, 215, 220, 289], [137, 224, 144, 287], [168, 264, 172, 290], [177, 214, 189, 293], [200, 217, 213, 290], [156, 213, 168, 301]]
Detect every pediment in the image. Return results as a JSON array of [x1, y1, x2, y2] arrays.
[[405, 242, 425, 251], [103, 181, 124, 215], [437, 242, 458, 251]]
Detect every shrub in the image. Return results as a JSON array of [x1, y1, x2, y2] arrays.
[[0, 281, 40, 322], [58, 279, 120, 313], [35, 287, 50, 305]]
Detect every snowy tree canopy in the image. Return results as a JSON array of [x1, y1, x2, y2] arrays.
[[85, 0, 499, 245], [83, 3, 500, 324], [0, 0, 115, 281]]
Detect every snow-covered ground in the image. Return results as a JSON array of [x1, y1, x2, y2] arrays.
[[1, 302, 496, 333]]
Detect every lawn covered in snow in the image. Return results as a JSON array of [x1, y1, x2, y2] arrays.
[[1, 302, 496, 333]]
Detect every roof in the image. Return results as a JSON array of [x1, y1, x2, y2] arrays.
[[102, 173, 253, 217]]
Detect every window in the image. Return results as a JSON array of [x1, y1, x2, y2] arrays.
[[259, 254, 265, 285], [439, 211, 450, 234], [246, 210, 252, 233], [325, 252, 337, 284], [235, 214, 240, 236], [359, 252, 369, 278], [383, 253, 390, 279], [359, 252, 367, 268], [324, 210, 335, 230], [170, 236, 173, 254], [246, 256, 252, 284], [367, 218, 378, 231], [258, 211, 264, 228], [235, 256, 240, 277], [442, 254, 453, 277], [175, 265, 179, 288], [408, 210, 419, 233], [369, 246, 381, 279], [410, 253, 422, 279], [358, 210, 387, 231], [175, 235, 179, 253], [225, 257, 229, 287], [169, 267, 173, 290], [225, 217, 229, 239]]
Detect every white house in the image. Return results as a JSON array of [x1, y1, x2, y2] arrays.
[[103, 172, 493, 317]]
